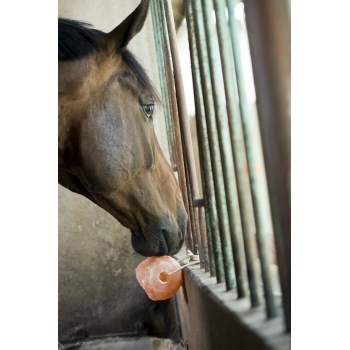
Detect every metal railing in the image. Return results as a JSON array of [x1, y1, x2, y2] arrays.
[[150, 0, 290, 332]]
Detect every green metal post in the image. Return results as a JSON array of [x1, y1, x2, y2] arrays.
[[151, 0, 195, 252], [214, 0, 262, 307], [199, 0, 248, 297], [225, 0, 277, 317], [150, 0, 176, 168], [244, 0, 291, 330], [162, 0, 202, 257], [192, 0, 236, 291], [186, 0, 224, 281]]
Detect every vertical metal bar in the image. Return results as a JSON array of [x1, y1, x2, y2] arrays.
[[186, 0, 225, 281], [184, 4, 212, 272], [213, 0, 261, 307], [225, 0, 277, 317], [244, 0, 291, 331], [192, 0, 236, 291], [200, 0, 248, 297], [198, 206, 210, 273], [184, 154, 199, 256], [150, 0, 177, 168], [163, 0, 204, 258], [158, 0, 196, 254], [152, 0, 195, 252]]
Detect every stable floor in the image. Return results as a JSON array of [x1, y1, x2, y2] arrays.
[[59, 336, 184, 350]]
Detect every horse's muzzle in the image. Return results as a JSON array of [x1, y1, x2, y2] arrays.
[[130, 211, 187, 257]]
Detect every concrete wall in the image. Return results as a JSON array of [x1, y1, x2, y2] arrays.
[[58, 0, 175, 341]]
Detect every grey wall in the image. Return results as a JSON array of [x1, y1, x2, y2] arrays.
[[58, 0, 175, 341]]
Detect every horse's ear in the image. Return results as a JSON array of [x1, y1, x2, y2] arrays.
[[104, 0, 151, 55]]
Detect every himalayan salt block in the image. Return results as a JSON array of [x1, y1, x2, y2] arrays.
[[135, 256, 183, 301]]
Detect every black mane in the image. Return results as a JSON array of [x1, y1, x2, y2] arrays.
[[58, 18, 160, 103], [58, 18, 103, 60]]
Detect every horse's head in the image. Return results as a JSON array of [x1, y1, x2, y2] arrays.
[[58, 0, 187, 256]]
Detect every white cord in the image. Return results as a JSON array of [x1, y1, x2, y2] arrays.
[[163, 261, 199, 276]]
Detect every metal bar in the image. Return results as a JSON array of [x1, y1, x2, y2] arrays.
[[185, 1, 211, 273], [163, 0, 204, 258], [152, 0, 194, 252], [185, 0, 224, 281], [150, 0, 177, 168], [198, 206, 209, 273], [225, 0, 277, 317], [158, 0, 196, 254], [196, 117, 216, 276], [184, 153, 200, 256], [244, 0, 291, 331], [192, 0, 236, 291], [213, 0, 261, 307], [200, 0, 248, 297]]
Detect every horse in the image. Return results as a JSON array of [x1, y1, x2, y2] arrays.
[[58, 0, 187, 257]]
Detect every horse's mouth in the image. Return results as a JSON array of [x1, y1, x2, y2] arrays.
[[130, 212, 186, 257], [131, 229, 171, 257]]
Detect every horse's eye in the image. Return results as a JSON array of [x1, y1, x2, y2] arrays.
[[142, 104, 154, 118]]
